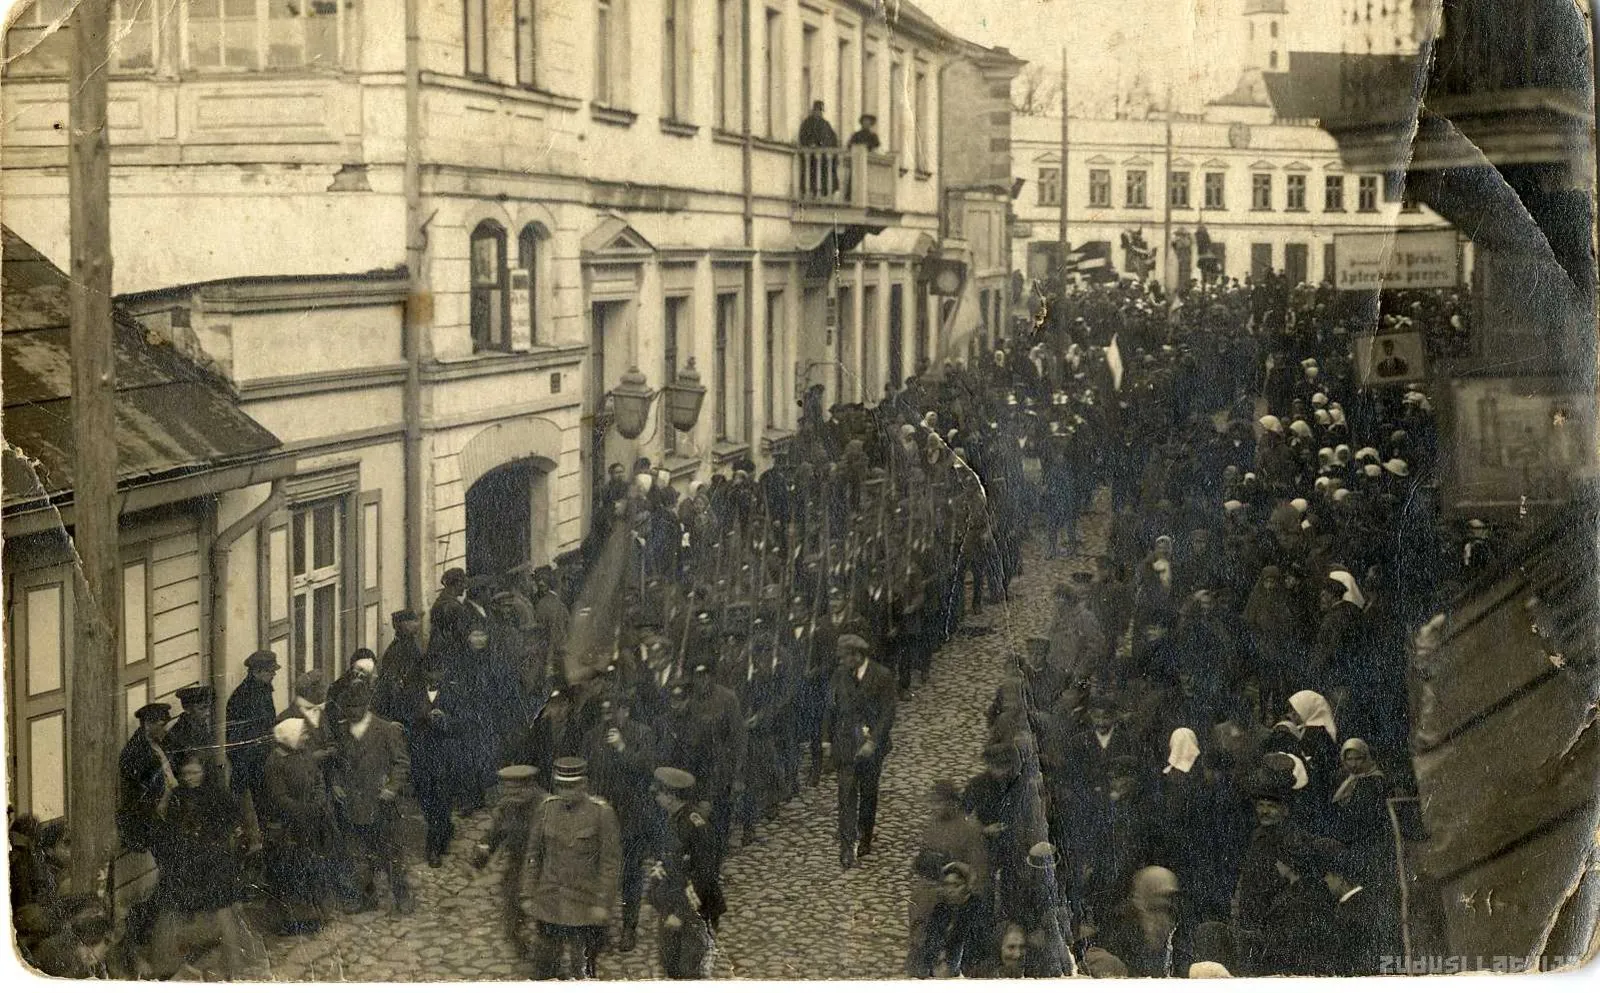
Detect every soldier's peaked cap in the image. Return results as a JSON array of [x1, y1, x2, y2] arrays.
[[245, 649, 280, 670], [553, 756, 588, 782], [135, 702, 173, 723], [175, 685, 214, 706], [653, 767, 696, 792], [498, 765, 538, 783]]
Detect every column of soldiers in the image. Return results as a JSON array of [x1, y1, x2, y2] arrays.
[[487, 401, 1022, 978]]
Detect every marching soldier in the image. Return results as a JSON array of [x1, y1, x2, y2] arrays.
[[823, 634, 898, 868], [508, 756, 621, 979], [647, 767, 725, 979]]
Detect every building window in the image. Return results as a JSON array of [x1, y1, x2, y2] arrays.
[[663, 295, 688, 453], [1251, 173, 1273, 210], [913, 68, 929, 172], [593, 0, 629, 107], [183, 0, 347, 71], [1169, 171, 1190, 208], [862, 45, 878, 120], [1285, 242, 1309, 285], [595, 0, 613, 102], [718, 0, 744, 129], [1324, 174, 1345, 211], [765, 291, 783, 427], [1204, 171, 1226, 209], [1358, 175, 1379, 211], [1088, 169, 1111, 207], [888, 57, 904, 154], [947, 198, 964, 238], [462, 0, 488, 76], [663, 0, 691, 119], [1268, 50, 1278, 69], [1323, 241, 1337, 284], [470, 221, 509, 352], [836, 36, 854, 135], [1126, 169, 1148, 208], [1250, 242, 1273, 279], [1400, 189, 1422, 212], [516, 0, 538, 86], [765, 8, 784, 139], [801, 24, 819, 109], [714, 292, 740, 441], [516, 226, 542, 347], [1038, 167, 1061, 207], [291, 500, 345, 676], [1286, 173, 1307, 210]]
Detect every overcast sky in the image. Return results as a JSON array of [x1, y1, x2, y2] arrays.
[[908, 0, 1349, 113]]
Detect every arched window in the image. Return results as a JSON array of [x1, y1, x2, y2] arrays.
[[471, 221, 508, 352], [1270, 20, 1279, 39], [518, 225, 542, 346]]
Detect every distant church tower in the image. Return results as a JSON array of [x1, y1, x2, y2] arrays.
[[1244, 0, 1289, 72]]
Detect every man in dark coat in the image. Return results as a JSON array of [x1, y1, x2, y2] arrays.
[[165, 686, 220, 784], [962, 742, 1040, 920], [822, 633, 898, 868], [225, 650, 281, 844], [582, 696, 659, 952], [429, 567, 473, 662], [374, 609, 424, 722], [328, 681, 413, 915], [118, 702, 176, 854]]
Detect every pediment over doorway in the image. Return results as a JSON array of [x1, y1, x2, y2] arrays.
[[581, 215, 655, 258]]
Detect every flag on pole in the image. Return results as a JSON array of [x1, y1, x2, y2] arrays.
[[1105, 333, 1124, 391]]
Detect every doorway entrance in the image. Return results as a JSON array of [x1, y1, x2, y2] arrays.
[[465, 460, 542, 578]]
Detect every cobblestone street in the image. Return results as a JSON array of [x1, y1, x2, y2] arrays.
[[242, 505, 1105, 981]]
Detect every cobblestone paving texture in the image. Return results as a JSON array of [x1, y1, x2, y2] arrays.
[[245, 501, 1109, 981]]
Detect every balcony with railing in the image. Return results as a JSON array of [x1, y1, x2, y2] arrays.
[[793, 145, 900, 220]]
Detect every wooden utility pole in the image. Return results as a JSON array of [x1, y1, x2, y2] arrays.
[[1058, 47, 1070, 265], [68, 0, 120, 897]]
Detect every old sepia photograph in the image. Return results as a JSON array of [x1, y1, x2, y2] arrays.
[[0, 0, 1596, 981]]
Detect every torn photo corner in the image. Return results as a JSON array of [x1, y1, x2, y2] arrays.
[[1, 0, 1597, 981]]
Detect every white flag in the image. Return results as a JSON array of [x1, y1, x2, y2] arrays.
[[1105, 333, 1125, 392]]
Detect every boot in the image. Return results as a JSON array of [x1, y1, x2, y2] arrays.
[[839, 841, 857, 869]]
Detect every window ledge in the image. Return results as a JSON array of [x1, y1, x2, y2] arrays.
[[419, 71, 583, 110], [753, 135, 797, 154], [712, 128, 746, 147], [660, 118, 700, 137], [760, 428, 797, 454], [428, 343, 589, 381], [660, 453, 702, 478], [1356, 208, 1380, 214], [590, 104, 638, 127], [1286, 207, 1309, 213], [711, 441, 752, 464]]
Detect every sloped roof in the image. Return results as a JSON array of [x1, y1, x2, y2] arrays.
[[2, 227, 284, 513]]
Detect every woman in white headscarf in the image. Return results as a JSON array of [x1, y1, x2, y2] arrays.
[[1272, 690, 1341, 832], [263, 717, 337, 935], [1156, 729, 1208, 891]]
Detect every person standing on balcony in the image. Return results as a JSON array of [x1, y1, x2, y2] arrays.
[[798, 101, 840, 198], [848, 114, 881, 152]]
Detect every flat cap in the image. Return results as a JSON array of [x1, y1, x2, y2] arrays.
[[653, 767, 696, 792], [245, 649, 280, 671], [391, 608, 419, 623], [441, 567, 468, 586], [297, 670, 328, 704], [836, 633, 870, 653], [135, 702, 173, 723], [175, 685, 214, 706], [553, 756, 588, 782]]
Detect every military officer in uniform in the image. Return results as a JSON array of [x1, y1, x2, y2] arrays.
[[647, 767, 724, 979], [507, 756, 621, 979]]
